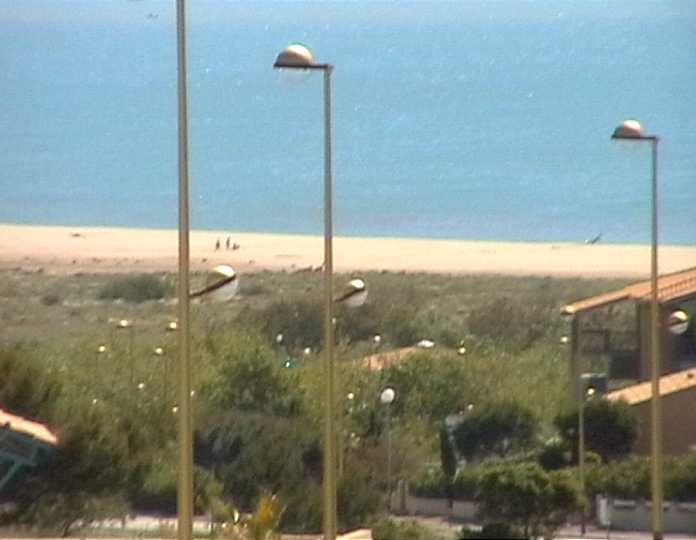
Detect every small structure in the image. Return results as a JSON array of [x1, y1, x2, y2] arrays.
[[0, 408, 58, 492], [606, 367, 696, 455], [362, 347, 417, 371], [561, 267, 696, 394]]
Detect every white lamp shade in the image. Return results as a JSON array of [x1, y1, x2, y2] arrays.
[[380, 387, 396, 404]]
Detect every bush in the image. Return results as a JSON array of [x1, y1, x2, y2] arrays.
[[459, 523, 524, 539], [98, 273, 169, 303], [41, 293, 61, 306], [475, 462, 580, 539], [666, 454, 696, 501], [372, 518, 446, 540], [451, 467, 479, 500], [587, 454, 696, 502], [246, 298, 323, 350], [410, 468, 447, 498], [452, 402, 539, 461], [554, 399, 637, 463], [467, 297, 552, 350], [538, 438, 570, 470]]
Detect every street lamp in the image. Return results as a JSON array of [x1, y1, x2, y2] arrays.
[[95, 344, 107, 380], [611, 119, 662, 540], [154, 347, 168, 405], [115, 319, 135, 384], [273, 42, 338, 540], [578, 384, 596, 534], [380, 387, 396, 509], [190, 265, 239, 302], [174, 0, 193, 537]]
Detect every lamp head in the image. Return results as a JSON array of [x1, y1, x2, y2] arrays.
[[611, 119, 645, 140], [380, 387, 396, 404], [274, 43, 315, 69], [667, 309, 690, 336], [191, 265, 239, 302], [335, 278, 368, 307]]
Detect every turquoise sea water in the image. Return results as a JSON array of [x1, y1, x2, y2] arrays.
[[1, 1, 695, 244]]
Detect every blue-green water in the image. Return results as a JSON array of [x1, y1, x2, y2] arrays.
[[1, 1, 695, 244]]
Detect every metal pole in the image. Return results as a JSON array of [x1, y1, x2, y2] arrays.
[[322, 66, 336, 540], [129, 325, 135, 385], [175, 1, 193, 539], [572, 317, 586, 535], [578, 387, 586, 535], [386, 403, 392, 511], [650, 137, 663, 540]]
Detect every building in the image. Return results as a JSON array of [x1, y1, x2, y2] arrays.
[[561, 266, 696, 397], [0, 408, 58, 493], [605, 367, 696, 455]]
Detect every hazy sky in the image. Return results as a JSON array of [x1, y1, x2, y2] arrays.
[[1, 1, 692, 27]]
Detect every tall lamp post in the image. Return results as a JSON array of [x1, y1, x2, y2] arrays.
[[578, 384, 595, 534], [116, 319, 135, 384], [175, 0, 193, 538], [611, 119, 662, 540], [273, 43, 337, 540], [380, 387, 396, 509]]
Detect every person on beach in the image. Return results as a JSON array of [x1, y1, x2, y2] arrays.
[[215, 238, 220, 251], [225, 236, 231, 250]]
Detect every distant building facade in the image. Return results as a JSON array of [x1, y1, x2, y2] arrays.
[[605, 367, 696, 455]]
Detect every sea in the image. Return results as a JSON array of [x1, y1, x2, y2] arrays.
[[1, 1, 695, 245]]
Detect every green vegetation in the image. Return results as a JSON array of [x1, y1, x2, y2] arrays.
[[475, 462, 580, 538], [98, 273, 172, 303], [0, 268, 636, 536], [372, 518, 447, 540], [554, 398, 638, 462], [452, 402, 538, 461]]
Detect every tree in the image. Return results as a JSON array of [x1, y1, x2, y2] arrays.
[[554, 398, 637, 462], [4, 411, 132, 536], [475, 462, 580, 538], [202, 330, 303, 417], [452, 402, 538, 461], [0, 348, 61, 420], [439, 425, 457, 481], [467, 297, 552, 350]]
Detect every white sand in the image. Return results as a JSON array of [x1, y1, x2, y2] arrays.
[[0, 223, 694, 278]]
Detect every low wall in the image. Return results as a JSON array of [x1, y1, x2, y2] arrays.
[[398, 495, 477, 522], [597, 497, 696, 534]]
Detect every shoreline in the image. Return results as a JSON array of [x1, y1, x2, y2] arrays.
[[1, 223, 695, 278]]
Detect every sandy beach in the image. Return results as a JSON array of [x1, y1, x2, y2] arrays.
[[0, 223, 694, 278]]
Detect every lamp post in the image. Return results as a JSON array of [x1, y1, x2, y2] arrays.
[[175, 0, 193, 537], [578, 384, 596, 534], [380, 387, 396, 509], [611, 119, 662, 540], [273, 43, 337, 540], [154, 347, 167, 405], [116, 319, 134, 384], [95, 344, 107, 381]]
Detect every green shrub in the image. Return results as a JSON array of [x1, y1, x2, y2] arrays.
[[666, 454, 696, 501], [451, 467, 479, 500], [372, 518, 446, 540], [459, 523, 524, 539], [585, 456, 649, 500], [587, 454, 696, 502], [475, 462, 580, 538], [410, 468, 447, 498], [467, 297, 552, 350], [40, 293, 61, 306], [98, 273, 169, 303], [554, 399, 637, 463], [537, 438, 571, 470], [246, 298, 323, 350], [452, 401, 539, 461]]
